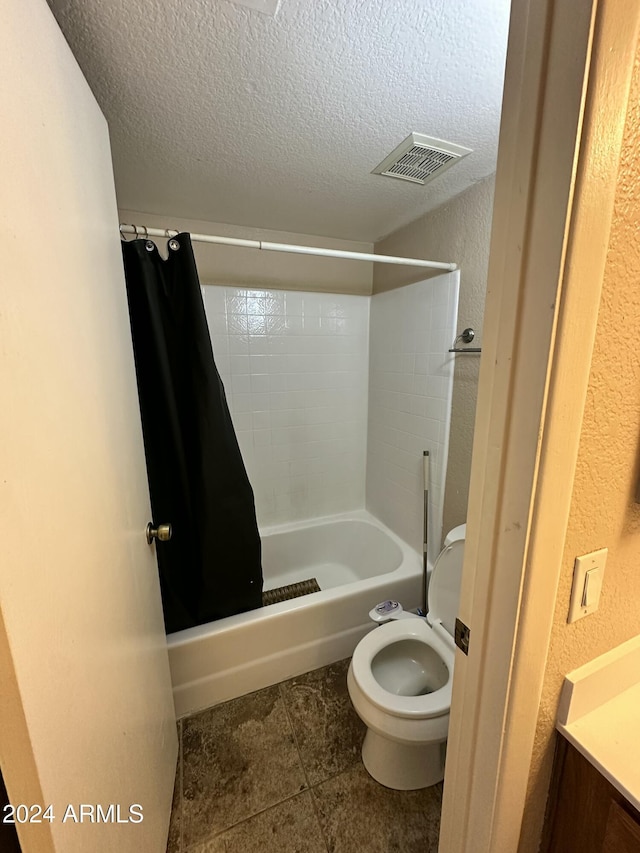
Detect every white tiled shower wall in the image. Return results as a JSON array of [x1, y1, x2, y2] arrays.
[[202, 275, 458, 544], [202, 287, 369, 527], [365, 272, 459, 563]]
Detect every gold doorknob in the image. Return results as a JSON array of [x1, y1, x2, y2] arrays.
[[146, 522, 172, 545]]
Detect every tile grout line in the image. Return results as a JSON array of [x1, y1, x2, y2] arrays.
[[179, 755, 444, 853], [278, 680, 332, 853], [177, 661, 444, 852], [179, 665, 359, 852], [180, 683, 318, 851], [277, 680, 313, 792], [178, 717, 183, 853], [181, 788, 317, 853]]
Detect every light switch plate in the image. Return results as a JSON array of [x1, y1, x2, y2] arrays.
[[568, 548, 608, 623]]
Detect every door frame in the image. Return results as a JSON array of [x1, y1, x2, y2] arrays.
[[441, 0, 640, 850]]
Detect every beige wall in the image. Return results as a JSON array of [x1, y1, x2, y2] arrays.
[[518, 48, 640, 853], [119, 209, 374, 295], [373, 175, 495, 538]]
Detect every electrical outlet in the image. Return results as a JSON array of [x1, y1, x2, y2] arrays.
[[567, 548, 608, 623]]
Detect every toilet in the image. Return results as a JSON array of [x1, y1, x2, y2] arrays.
[[347, 525, 465, 790]]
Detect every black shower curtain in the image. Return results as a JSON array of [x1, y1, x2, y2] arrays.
[[122, 233, 263, 633]]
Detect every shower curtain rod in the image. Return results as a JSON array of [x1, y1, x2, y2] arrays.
[[119, 224, 457, 271]]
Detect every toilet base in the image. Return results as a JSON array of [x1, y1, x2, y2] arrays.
[[361, 728, 445, 790]]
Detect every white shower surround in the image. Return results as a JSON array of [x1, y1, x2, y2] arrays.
[[366, 272, 460, 563], [203, 286, 369, 527], [202, 276, 458, 538]]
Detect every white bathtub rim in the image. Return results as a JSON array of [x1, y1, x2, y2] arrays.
[[169, 571, 418, 647], [167, 509, 422, 647], [259, 508, 402, 541]]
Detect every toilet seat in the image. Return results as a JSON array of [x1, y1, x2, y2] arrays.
[[350, 619, 453, 720], [350, 539, 465, 722], [347, 532, 466, 789]]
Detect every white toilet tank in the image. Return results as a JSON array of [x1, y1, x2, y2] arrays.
[[444, 523, 466, 547]]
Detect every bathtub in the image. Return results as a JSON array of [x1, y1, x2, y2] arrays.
[[167, 510, 422, 717]]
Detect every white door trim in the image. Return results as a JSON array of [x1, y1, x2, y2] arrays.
[[440, 0, 640, 850]]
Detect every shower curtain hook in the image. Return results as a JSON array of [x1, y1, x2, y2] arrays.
[[142, 225, 156, 252], [120, 224, 128, 242], [132, 224, 139, 240], [165, 228, 180, 251]]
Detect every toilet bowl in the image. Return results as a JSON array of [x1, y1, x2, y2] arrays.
[[347, 535, 465, 790]]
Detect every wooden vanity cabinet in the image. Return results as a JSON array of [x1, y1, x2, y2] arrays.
[[543, 736, 640, 853]]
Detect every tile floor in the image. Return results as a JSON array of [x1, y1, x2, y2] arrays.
[[167, 658, 442, 853]]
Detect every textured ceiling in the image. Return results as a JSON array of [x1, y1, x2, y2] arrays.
[[47, 0, 510, 241]]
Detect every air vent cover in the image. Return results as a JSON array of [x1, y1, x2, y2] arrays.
[[373, 133, 472, 185]]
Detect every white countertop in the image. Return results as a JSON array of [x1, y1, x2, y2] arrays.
[[556, 635, 640, 812]]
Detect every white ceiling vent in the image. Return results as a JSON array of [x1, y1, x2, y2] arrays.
[[372, 133, 472, 186]]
